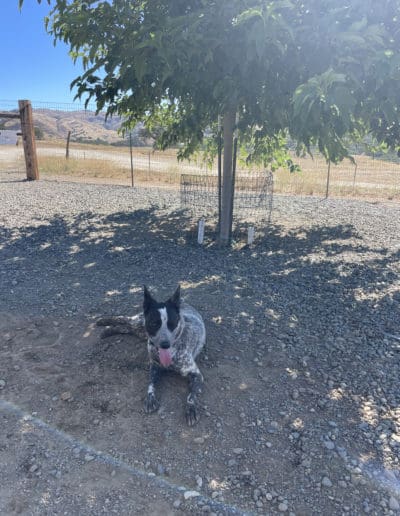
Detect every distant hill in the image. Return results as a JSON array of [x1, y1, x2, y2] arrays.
[[0, 108, 150, 146]]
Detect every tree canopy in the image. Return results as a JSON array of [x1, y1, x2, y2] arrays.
[[22, 0, 400, 242], [23, 0, 400, 163]]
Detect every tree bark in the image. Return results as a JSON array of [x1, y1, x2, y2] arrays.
[[219, 110, 236, 245]]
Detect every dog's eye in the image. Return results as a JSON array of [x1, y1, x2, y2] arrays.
[[146, 320, 160, 335]]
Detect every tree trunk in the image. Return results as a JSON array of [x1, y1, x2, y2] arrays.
[[217, 116, 222, 235], [219, 110, 236, 246]]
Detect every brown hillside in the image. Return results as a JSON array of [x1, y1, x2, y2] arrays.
[[0, 108, 145, 144]]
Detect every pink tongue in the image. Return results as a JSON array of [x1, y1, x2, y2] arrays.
[[159, 348, 173, 367]]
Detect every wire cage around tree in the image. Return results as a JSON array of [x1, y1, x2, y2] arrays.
[[180, 171, 274, 242]]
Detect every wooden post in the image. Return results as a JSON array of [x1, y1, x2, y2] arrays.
[[18, 100, 39, 180], [219, 110, 236, 246]]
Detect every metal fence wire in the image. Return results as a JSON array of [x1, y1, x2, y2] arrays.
[[180, 172, 274, 224], [1, 99, 400, 200]]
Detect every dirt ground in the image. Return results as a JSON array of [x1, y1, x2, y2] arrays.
[[0, 174, 399, 515]]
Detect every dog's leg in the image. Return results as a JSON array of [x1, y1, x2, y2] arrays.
[[185, 364, 203, 426], [144, 363, 161, 413]]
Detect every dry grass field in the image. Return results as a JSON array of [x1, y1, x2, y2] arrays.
[[37, 156, 184, 186], [273, 153, 400, 199], [1, 140, 399, 199]]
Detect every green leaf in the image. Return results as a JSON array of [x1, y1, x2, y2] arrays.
[[26, 0, 400, 165], [236, 8, 263, 25]]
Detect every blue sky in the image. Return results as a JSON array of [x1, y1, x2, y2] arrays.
[[0, 1, 86, 107]]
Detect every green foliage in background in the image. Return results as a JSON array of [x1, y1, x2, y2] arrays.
[[21, 0, 400, 167]]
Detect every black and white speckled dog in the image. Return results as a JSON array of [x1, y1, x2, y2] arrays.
[[143, 285, 205, 426]]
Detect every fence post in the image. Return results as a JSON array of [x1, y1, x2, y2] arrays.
[[325, 160, 331, 199], [148, 150, 151, 179], [66, 130, 71, 159], [18, 100, 39, 180], [129, 132, 134, 187], [352, 163, 358, 195]]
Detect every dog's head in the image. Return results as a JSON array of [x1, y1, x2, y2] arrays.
[[143, 285, 181, 367]]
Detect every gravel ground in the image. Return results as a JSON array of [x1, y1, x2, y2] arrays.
[[0, 171, 400, 515]]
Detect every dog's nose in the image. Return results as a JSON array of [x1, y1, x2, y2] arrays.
[[160, 341, 170, 349]]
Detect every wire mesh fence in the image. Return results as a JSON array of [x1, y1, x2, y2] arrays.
[[180, 172, 274, 243], [180, 173, 274, 222], [1, 99, 400, 200]]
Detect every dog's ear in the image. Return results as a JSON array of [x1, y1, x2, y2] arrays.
[[143, 285, 154, 313], [169, 285, 181, 308]]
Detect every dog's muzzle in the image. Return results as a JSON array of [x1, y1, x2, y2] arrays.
[[160, 341, 170, 349]]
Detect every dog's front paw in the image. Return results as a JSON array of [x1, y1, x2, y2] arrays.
[[185, 402, 200, 426], [144, 393, 159, 414]]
